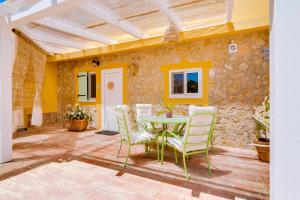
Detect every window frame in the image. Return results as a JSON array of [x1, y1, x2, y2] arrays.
[[87, 72, 96, 102], [169, 68, 202, 99]]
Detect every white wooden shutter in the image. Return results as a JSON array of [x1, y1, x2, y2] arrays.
[[78, 72, 88, 102]]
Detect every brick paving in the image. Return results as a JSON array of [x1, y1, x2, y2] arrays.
[[0, 124, 269, 199]]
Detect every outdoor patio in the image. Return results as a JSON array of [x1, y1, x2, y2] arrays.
[[1, 0, 300, 199], [0, 124, 269, 200], [0, 0, 276, 199]]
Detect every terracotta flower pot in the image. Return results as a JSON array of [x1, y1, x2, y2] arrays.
[[255, 140, 270, 163], [166, 112, 173, 118], [65, 119, 89, 131]]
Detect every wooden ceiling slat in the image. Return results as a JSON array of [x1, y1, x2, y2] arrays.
[[12, 28, 50, 55], [4, 0, 234, 55]]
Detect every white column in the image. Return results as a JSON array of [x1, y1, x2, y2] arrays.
[[0, 25, 13, 163], [271, 1, 300, 199]]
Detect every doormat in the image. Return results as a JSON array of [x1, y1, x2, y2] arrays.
[[95, 130, 119, 136]]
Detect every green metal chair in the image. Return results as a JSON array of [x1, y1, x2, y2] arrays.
[[135, 104, 153, 131], [115, 105, 156, 167], [135, 104, 164, 155], [163, 108, 216, 179], [189, 105, 216, 150]]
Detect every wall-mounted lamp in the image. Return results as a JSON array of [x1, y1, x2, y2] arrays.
[[128, 63, 139, 76], [92, 57, 100, 67]]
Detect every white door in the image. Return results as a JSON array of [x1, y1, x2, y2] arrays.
[[101, 68, 123, 131]]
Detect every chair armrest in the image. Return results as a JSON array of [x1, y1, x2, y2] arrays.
[[165, 131, 181, 139], [137, 122, 146, 131]]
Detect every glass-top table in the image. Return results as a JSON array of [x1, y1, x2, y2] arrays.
[[142, 115, 188, 125], [141, 115, 188, 162]]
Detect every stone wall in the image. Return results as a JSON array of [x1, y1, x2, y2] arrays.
[[27, 112, 57, 126], [80, 106, 98, 128], [57, 65, 77, 123], [57, 30, 269, 149]]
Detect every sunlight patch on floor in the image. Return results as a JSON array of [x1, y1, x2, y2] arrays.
[[0, 160, 233, 200]]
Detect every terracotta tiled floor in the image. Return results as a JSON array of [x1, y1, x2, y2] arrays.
[[0, 124, 269, 200]]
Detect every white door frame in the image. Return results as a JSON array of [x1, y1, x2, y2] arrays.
[[101, 68, 123, 130]]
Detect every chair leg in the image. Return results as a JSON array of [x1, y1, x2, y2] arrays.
[[206, 152, 211, 176], [144, 143, 149, 153], [183, 154, 189, 180], [210, 136, 214, 151], [148, 143, 151, 152], [161, 136, 165, 165], [124, 144, 131, 167], [174, 149, 178, 164], [156, 136, 160, 161], [117, 140, 123, 158]]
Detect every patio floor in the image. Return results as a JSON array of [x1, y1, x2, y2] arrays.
[[0, 124, 269, 200]]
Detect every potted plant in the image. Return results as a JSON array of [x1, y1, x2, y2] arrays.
[[252, 96, 270, 162], [64, 105, 92, 131], [157, 103, 175, 118]]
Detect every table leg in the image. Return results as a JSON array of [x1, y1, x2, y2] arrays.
[[178, 123, 186, 135], [160, 124, 168, 164], [156, 134, 160, 161], [161, 131, 165, 164], [150, 122, 168, 163], [150, 122, 161, 161]]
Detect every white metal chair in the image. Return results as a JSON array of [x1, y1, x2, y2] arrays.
[[164, 106, 216, 179], [189, 105, 216, 150], [188, 105, 215, 116], [135, 104, 153, 131], [115, 105, 155, 167]]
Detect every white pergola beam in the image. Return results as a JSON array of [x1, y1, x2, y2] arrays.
[[80, 1, 147, 39], [9, 0, 84, 27], [226, 0, 234, 22], [36, 43, 77, 54], [0, 26, 13, 163], [154, 0, 184, 32], [36, 17, 115, 45], [20, 26, 85, 50], [0, 16, 9, 26]]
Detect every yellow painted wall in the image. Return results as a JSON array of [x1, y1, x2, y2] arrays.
[[23, 62, 58, 127], [232, 0, 269, 30], [41, 62, 58, 113], [160, 60, 212, 106]]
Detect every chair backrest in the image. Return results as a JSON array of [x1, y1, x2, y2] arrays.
[[135, 104, 152, 123], [188, 105, 215, 116], [115, 105, 132, 141], [183, 106, 216, 152]]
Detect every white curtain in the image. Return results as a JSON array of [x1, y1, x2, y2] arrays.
[[30, 48, 46, 126], [12, 35, 30, 131]]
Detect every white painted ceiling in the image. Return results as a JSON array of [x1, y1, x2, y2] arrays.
[[0, 0, 228, 55]]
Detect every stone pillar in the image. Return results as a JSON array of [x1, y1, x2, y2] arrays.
[[0, 26, 13, 163]]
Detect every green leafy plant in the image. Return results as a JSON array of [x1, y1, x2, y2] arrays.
[[157, 103, 175, 116], [253, 96, 270, 140], [65, 105, 92, 121]]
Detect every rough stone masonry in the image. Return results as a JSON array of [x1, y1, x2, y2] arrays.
[[57, 30, 269, 149]]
